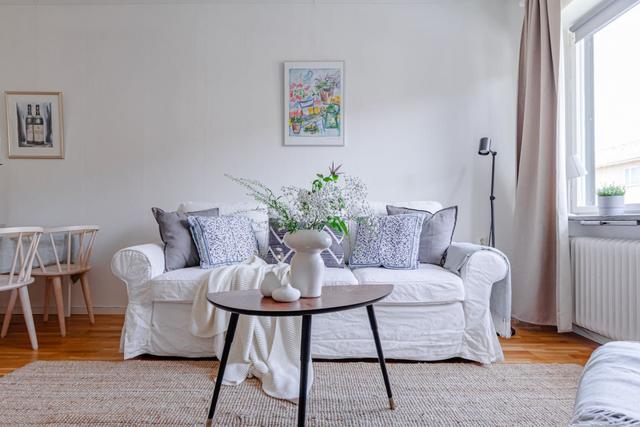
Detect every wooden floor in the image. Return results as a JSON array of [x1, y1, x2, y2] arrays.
[[0, 314, 599, 377]]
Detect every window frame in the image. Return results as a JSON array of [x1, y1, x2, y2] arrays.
[[568, 5, 640, 215]]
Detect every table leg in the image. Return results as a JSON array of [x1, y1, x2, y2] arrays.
[[297, 314, 312, 427], [366, 304, 396, 410], [205, 312, 239, 427]]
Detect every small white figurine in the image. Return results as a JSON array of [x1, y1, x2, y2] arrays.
[[260, 271, 283, 297]]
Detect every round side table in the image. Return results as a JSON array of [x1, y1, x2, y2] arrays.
[[205, 284, 395, 427]]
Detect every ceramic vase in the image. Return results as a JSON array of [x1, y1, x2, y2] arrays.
[[598, 195, 625, 216], [283, 230, 331, 298], [272, 282, 301, 302]]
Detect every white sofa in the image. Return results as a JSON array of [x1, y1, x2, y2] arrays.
[[111, 201, 510, 364]]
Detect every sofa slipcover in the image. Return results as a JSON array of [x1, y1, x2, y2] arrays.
[[111, 200, 511, 363]]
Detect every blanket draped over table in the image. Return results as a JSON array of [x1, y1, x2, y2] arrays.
[[190, 256, 311, 403]]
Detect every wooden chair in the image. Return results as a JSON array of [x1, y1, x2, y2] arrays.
[[31, 226, 99, 337], [0, 227, 44, 350]]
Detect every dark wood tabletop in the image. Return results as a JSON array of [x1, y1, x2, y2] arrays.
[[207, 284, 393, 317]]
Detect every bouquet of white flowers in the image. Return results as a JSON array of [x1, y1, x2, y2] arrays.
[[227, 163, 371, 234]]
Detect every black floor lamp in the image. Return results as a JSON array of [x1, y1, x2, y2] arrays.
[[478, 137, 496, 248], [479, 137, 513, 336]]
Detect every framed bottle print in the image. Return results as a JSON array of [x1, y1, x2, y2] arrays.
[[5, 91, 64, 159], [284, 61, 344, 146]]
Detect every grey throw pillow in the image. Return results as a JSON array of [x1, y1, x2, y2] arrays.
[[386, 205, 458, 266], [152, 207, 219, 271]]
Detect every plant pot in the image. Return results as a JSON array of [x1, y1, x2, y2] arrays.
[[291, 123, 301, 134], [598, 195, 625, 216], [283, 230, 331, 298], [321, 89, 335, 104]]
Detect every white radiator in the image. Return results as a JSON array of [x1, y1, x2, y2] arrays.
[[571, 237, 640, 341]]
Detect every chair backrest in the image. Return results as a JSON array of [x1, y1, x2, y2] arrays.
[[35, 226, 99, 274], [0, 227, 44, 287]]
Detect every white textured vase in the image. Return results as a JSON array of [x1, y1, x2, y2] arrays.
[[283, 230, 331, 298]]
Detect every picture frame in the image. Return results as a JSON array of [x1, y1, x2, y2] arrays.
[[284, 61, 344, 146], [5, 91, 64, 159]]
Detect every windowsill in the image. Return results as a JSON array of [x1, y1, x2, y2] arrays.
[[569, 213, 640, 221]]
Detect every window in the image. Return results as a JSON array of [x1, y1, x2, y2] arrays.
[[626, 166, 640, 186], [572, 1, 640, 211]]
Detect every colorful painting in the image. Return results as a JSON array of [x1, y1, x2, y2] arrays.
[[284, 61, 344, 146]]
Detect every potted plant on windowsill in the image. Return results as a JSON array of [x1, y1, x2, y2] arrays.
[[227, 163, 372, 298], [597, 184, 626, 216]]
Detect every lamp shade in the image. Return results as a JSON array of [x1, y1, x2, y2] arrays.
[[478, 137, 492, 155], [567, 154, 587, 179]]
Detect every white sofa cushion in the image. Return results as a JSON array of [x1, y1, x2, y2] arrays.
[[352, 264, 464, 305], [322, 267, 359, 286], [151, 266, 358, 302]]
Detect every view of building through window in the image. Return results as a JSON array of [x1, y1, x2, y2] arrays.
[[592, 4, 640, 205]]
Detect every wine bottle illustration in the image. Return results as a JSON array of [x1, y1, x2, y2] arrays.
[[33, 104, 45, 145], [25, 104, 35, 144]]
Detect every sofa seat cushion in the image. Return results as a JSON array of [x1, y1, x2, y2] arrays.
[[323, 267, 359, 286], [351, 264, 464, 305], [151, 267, 358, 302]]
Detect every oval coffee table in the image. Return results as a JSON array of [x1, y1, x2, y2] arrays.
[[205, 284, 395, 427]]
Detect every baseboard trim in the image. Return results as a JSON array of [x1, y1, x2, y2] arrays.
[[0, 306, 125, 316], [572, 324, 611, 345]]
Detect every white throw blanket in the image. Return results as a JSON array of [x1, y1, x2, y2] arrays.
[[570, 341, 640, 426], [190, 256, 312, 403]]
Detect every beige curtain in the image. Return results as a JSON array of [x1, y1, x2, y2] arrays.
[[512, 0, 571, 330]]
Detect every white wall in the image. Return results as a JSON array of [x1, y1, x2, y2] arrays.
[[0, 0, 522, 313]]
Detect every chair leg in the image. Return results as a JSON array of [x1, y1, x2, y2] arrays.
[[18, 286, 38, 350], [79, 273, 95, 324], [1, 289, 18, 338], [52, 277, 66, 337], [43, 280, 52, 322]]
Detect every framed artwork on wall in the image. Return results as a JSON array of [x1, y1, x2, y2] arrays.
[[284, 61, 344, 146], [4, 91, 64, 159]]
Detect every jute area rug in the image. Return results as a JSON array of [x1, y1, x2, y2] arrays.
[[0, 360, 581, 426]]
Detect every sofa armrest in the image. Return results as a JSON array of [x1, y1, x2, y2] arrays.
[[111, 243, 165, 303], [445, 242, 511, 338], [446, 243, 508, 285]]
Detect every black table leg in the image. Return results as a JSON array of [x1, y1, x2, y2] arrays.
[[297, 314, 312, 427], [366, 304, 396, 410], [205, 312, 239, 427]]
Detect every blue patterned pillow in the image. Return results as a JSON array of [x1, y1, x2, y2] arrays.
[[188, 216, 258, 269], [349, 213, 425, 269]]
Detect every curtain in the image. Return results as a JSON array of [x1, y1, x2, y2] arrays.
[[512, 0, 572, 331]]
